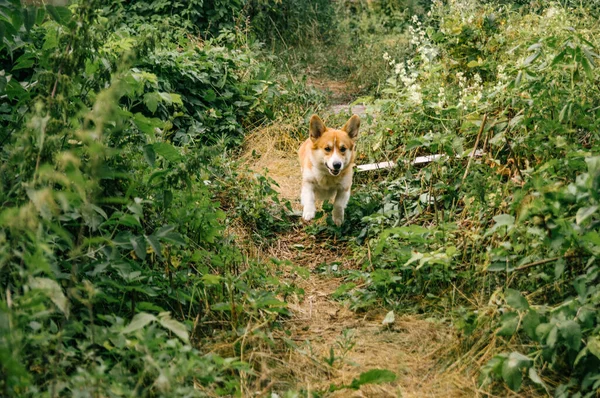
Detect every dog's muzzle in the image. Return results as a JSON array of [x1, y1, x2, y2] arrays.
[[326, 163, 341, 176]]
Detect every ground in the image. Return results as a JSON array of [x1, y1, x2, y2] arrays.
[[240, 90, 483, 396]]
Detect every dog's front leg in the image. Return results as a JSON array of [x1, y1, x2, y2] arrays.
[[332, 188, 350, 226], [301, 182, 316, 221]]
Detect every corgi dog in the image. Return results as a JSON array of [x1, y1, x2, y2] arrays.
[[298, 114, 360, 226]]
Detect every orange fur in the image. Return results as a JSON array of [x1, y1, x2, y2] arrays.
[[298, 114, 360, 226]]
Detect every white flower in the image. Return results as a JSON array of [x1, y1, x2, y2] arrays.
[[546, 7, 558, 18], [437, 86, 446, 108], [409, 84, 423, 105]]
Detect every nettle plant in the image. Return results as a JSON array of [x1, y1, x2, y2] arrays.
[[480, 157, 600, 394]]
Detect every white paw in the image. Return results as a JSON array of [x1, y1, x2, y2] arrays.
[[302, 209, 315, 222], [333, 213, 344, 227]]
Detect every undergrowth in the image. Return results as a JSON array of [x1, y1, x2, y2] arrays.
[[2, 0, 600, 396], [325, 0, 600, 395], [0, 0, 314, 395]]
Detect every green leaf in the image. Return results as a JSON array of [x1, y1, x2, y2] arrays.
[[559, 320, 582, 351], [45, 5, 71, 26], [576, 205, 598, 225], [148, 170, 168, 185], [522, 310, 540, 340], [122, 312, 156, 334], [547, 325, 558, 348], [158, 313, 189, 342], [28, 277, 70, 318], [587, 336, 600, 359], [42, 27, 58, 51], [497, 312, 519, 337], [515, 70, 522, 87], [137, 302, 166, 313], [203, 89, 217, 102], [350, 369, 397, 389], [133, 113, 164, 136], [211, 302, 233, 311], [528, 367, 545, 387], [522, 51, 540, 67], [36, 7, 46, 24], [559, 102, 570, 123], [12, 52, 35, 71], [161, 232, 186, 246], [143, 92, 160, 113], [158, 92, 183, 107], [117, 214, 142, 228], [580, 54, 594, 80], [254, 297, 287, 309], [163, 189, 173, 209], [130, 235, 147, 260], [551, 48, 568, 66], [11, 7, 22, 30], [142, 144, 155, 167], [153, 142, 182, 162], [501, 352, 531, 391], [23, 6, 36, 32], [535, 322, 552, 342], [493, 214, 515, 227], [574, 347, 588, 367], [332, 282, 356, 298], [585, 156, 600, 176], [487, 262, 514, 272], [0, 74, 7, 94], [202, 274, 222, 286], [505, 289, 529, 310], [145, 234, 163, 261]]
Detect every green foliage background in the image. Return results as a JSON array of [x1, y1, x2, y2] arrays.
[[0, 0, 305, 395], [1, 0, 600, 396]]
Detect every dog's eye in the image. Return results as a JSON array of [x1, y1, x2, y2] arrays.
[[340, 146, 347, 153], [324, 147, 332, 152]]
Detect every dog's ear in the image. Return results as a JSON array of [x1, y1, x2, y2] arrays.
[[342, 114, 360, 139], [309, 114, 326, 141]]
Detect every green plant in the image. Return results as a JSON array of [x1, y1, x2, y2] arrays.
[[0, 1, 295, 395], [328, 1, 600, 394]]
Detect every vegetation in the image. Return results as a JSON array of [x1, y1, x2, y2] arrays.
[[1, 0, 599, 396]]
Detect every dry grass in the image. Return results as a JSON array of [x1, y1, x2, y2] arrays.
[[230, 227, 482, 397], [240, 122, 304, 209]]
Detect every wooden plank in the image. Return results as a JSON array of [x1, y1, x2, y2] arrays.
[[356, 150, 484, 172], [413, 154, 445, 164], [356, 161, 395, 172]]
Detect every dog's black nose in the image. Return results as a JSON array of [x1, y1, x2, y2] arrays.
[[333, 161, 342, 170]]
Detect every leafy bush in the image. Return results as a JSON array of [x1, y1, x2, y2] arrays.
[[246, 0, 337, 46], [344, 0, 600, 394], [0, 1, 294, 395]]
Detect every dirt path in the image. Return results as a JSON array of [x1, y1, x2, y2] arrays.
[[255, 229, 479, 397], [241, 89, 480, 396]]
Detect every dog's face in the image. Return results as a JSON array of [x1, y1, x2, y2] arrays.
[[309, 114, 360, 176]]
